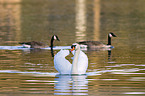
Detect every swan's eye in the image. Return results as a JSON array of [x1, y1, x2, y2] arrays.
[[71, 45, 76, 49], [71, 45, 76, 52]]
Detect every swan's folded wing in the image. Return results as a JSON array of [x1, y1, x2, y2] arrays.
[[54, 50, 72, 74], [54, 58, 72, 74]]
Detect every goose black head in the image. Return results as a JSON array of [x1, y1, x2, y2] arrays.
[[109, 32, 117, 37], [52, 35, 60, 41], [50, 35, 60, 48]]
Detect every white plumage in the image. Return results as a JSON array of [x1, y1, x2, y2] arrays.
[[54, 43, 88, 74], [54, 50, 72, 74]]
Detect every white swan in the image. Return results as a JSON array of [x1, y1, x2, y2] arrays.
[[54, 43, 88, 74]]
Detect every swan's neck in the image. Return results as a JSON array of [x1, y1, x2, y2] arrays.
[[107, 35, 111, 45], [71, 48, 80, 74]]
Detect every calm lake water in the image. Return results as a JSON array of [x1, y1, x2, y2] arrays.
[[0, 0, 145, 96]]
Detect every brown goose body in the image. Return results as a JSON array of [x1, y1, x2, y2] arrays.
[[19, 35, 60, 48], [77, 32, 117, 50], [78, 41, 108, 50], [19, 41, 48, 48]]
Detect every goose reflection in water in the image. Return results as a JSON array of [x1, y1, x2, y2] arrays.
[[108, 50, 112, 61], [54, 75, 88, 95]]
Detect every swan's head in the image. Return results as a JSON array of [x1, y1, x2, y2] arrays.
[[71, 43, 80, 52], [52, 35, 60, 41], [109, 32, 117, 37]]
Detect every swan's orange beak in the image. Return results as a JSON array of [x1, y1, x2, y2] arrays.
[[71, 46, 75, 52]]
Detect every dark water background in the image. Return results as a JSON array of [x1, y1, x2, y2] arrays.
[[0, 0, 145, 95]]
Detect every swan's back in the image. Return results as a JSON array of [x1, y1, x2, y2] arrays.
[[54, 50, 72, 74]]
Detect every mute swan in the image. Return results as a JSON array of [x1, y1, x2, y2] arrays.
[[54, 43, 88, 74], [19, 35, 60, 48], [77, 32, 117, 50]]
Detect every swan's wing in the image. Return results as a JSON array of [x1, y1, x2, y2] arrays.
[[54, 57, 72, 74], [54, 50, 72, 74], [77, 51, 88, 74]]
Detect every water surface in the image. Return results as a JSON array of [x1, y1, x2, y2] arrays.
[[0, 0, 145, 96]]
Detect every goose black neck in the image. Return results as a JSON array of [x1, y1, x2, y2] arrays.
[[50, 38, 54, 57], [50, 38, 54, 51], [107, 35, 111, 45], [50, 44, 54, 57]]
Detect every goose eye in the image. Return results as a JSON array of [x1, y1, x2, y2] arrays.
[[111, 33, 116, 37], [56, 37, 60, 41], [112, 34, 117, 37]]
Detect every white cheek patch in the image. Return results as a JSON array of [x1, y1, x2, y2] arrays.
[[54, 36, 57, 40], [109, 33, 113, 37]]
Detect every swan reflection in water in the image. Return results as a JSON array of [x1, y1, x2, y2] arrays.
[[53, 43, 88, 95], [54, 74, 88, 95], [54, 43, 88, 74]]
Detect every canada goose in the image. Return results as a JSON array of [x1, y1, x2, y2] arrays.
[[54, 43, 88, 74], [19, 35, 60, 49], [77, 32, 117, 50]]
